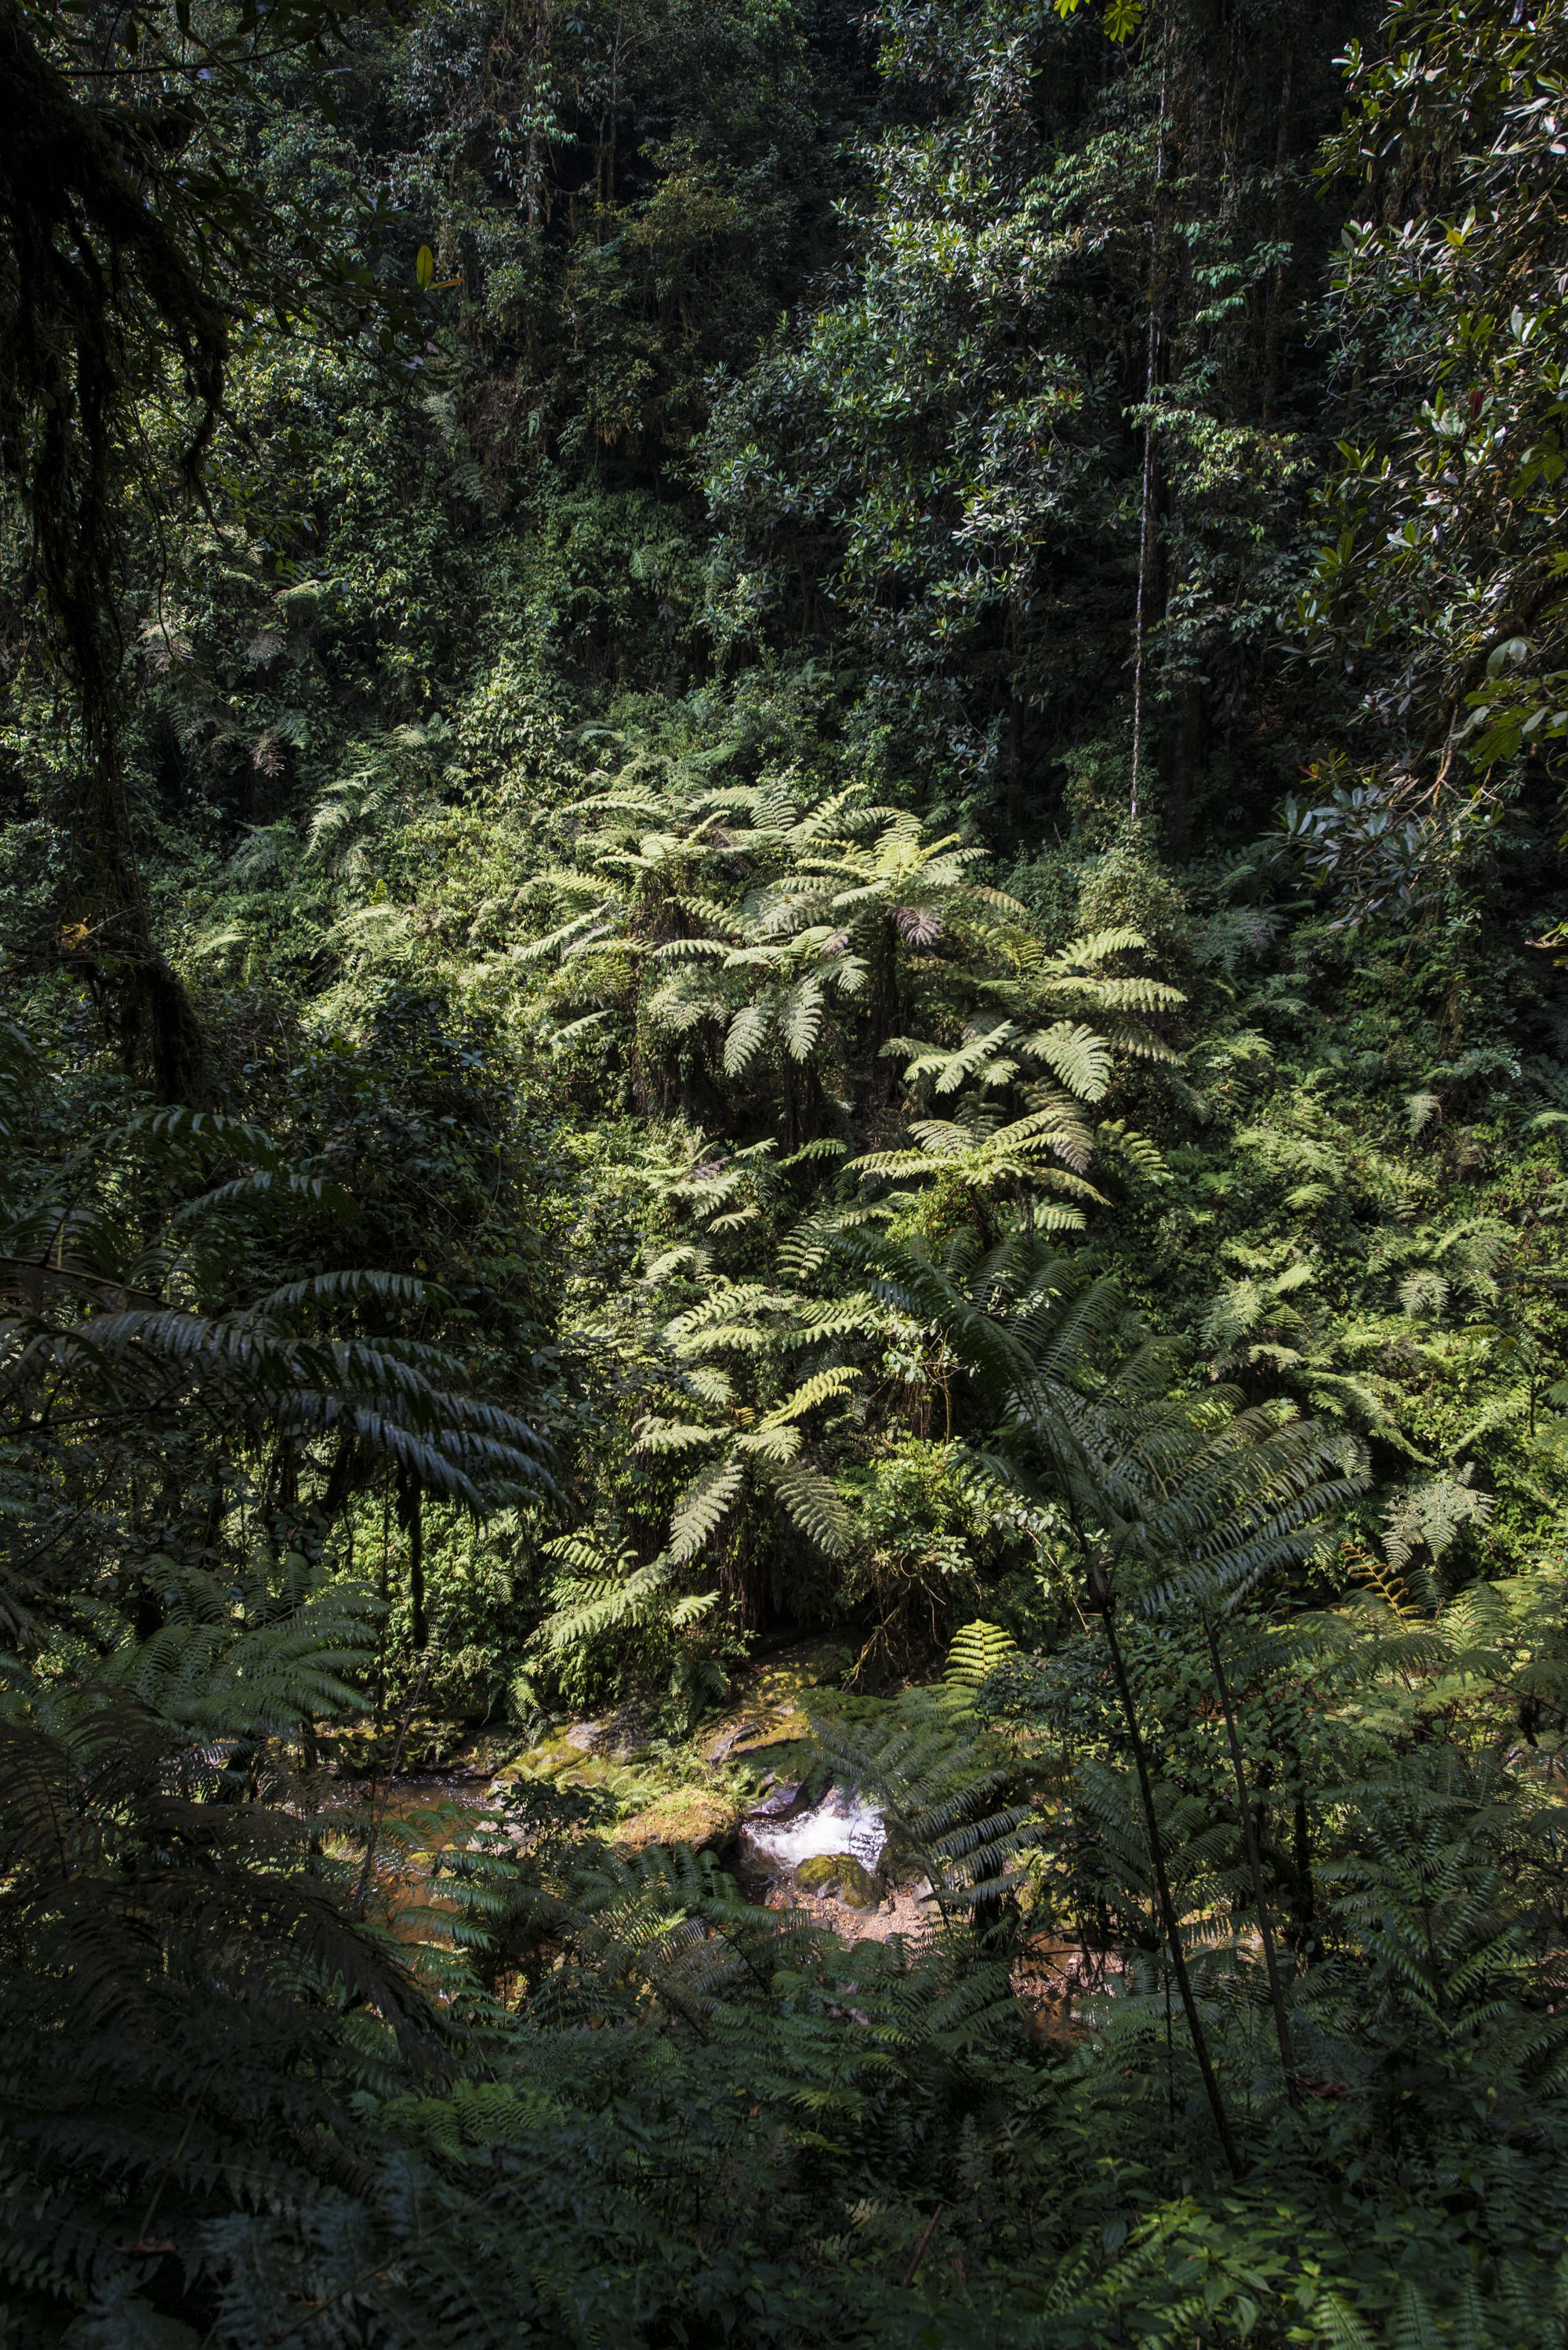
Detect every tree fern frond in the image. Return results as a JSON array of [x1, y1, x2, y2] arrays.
[[669, 1456, 746, 1561], [760, 1367, 859, 1426], [1022, 1019, 1112, 1102], [770, 1462, 851, 1554], [634, 1418, 726, 1455], [723, 1004, 771, 1076]]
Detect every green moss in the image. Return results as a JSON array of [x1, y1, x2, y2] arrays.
[[616, 1786, 738, 1851], [793, 1853, 881, 1909]]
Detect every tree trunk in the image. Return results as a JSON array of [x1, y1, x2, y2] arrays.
[[1202, 1614, 1301, 2108], [1093, 1575, 1245, 2177], [397, 1469, 427, 1651]]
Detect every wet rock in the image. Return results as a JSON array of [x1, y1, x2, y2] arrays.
[[747, 1778, 802, 1818], [706, 1720, 757, 1762]]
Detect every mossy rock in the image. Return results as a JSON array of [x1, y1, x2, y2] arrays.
[[731, 1734, 814, 1780], [793, 1853, 881, 1909], [514, 1745, 575, 1780], [615, 1786, 738, 1851]]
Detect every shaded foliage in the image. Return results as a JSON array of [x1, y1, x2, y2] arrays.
[[5, 0, 1568, 2342]]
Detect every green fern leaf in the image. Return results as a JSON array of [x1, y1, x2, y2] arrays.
[[945, 1620, 1018, 1690], [669, 1454, 745, 1560]]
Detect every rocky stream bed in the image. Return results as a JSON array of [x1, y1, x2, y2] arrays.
[[360, 1635, 951, 1943]]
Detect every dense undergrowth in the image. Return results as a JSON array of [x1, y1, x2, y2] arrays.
[[3, 0, 1568, 2338]]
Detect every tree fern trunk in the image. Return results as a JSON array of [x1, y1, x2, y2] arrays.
[[1096, 1586, 1245, 2178], [1202, 1613, 1301, 2108], [397, 1469, 427, 1651]]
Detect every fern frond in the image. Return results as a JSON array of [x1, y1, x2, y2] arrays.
[[769, 1461, 851, 1554], [1022, 1019, 1112, 1102], [669, 1455, 746, 1561], [634, 1418, 725, 1456], [945, 1620, 1018, 1691]]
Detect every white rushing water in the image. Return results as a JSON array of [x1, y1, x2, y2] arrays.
[[741, 1784, 887, 1874]]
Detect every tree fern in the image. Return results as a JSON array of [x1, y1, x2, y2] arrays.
[[629, 1258, 862, 1582], [513, 768, 1179, 1211], [528, 1533, 718, 1675]]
